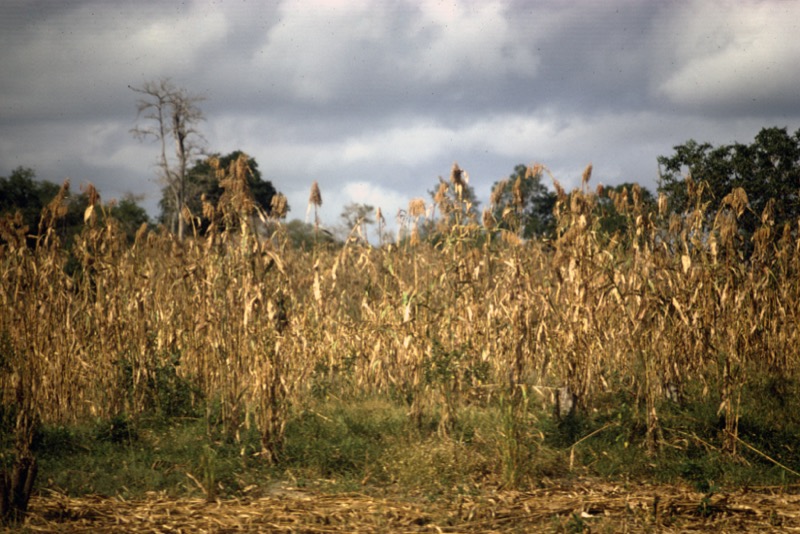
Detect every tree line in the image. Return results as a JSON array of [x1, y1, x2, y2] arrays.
[[2, 77, 799, 254]]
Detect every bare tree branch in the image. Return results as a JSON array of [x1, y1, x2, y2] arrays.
[[130, 79, 206, 240]]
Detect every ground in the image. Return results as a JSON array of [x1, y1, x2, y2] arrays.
[[7, 478, 800, 533]]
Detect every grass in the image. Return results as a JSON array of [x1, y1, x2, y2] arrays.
[[282, 398, 406, 485], [33, 416, 262, 499], [25, 377, 800, 501]]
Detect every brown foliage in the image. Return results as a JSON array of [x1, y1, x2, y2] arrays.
[[2, 165, 800, 470]]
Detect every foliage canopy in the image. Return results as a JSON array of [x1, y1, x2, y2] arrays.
[[159, 151, 279, 233], [490, 164, 557, 239], [658, 126, 800, 243]]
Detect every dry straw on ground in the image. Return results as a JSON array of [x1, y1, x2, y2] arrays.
[[11, 481, 800, 533]]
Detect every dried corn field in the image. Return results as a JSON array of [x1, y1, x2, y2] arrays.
[[3, 159, 800, 528]]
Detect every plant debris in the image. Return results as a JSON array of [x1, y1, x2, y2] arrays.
[[10, 479, 800, 533]]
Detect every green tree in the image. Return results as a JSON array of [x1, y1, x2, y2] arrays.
[[1, 168, 151, 247], [284, 219, 336, 250], [595, 183, 656, 238], [0, 167, 60, 236], [111, 193, 151, 242], [159, 151, 279, 233], [658, 126, 800, 242], [489, 164, 557, 239]]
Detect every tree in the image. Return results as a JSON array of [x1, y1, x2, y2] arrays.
[[658, 127, 800, 243], [595, 182, 656, 238], [111, 193, 151, 242], [489, 164, 557, 239], [284, 219, 336, 250], [420, 162, 481, 243], [1, 168, 150, 248], [0, 167, 60, 239], [159, 151, 279, 233], [338, 202, 374, 243], [131, 79, 205, 241]]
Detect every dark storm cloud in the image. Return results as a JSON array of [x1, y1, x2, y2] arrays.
[[518, 2, 662, 114], [2, 0, 800, 231]]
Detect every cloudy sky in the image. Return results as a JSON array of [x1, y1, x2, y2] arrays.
[[2, 0, 799, 234]]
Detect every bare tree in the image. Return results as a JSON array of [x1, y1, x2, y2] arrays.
[[130, 79, 205, 241]]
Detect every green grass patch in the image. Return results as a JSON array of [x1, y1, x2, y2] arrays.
[[22, 378, 800, 501], [552, 377, 800, 491], [33, 415, 268, 499], [282, 397, 406, 486]]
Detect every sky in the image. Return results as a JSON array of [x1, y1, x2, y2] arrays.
[[2, 0, 800, 236]]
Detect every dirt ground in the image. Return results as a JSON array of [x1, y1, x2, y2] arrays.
[[7, 478, 800, 533]]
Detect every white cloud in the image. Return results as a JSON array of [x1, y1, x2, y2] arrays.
[[407, 0, 540, 84], [339, 122, 453, 165], [339, 181, 409, 227], [255, 0, 391, 102], [249, 0, 540, 104], [127, 4, 229, 74]]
